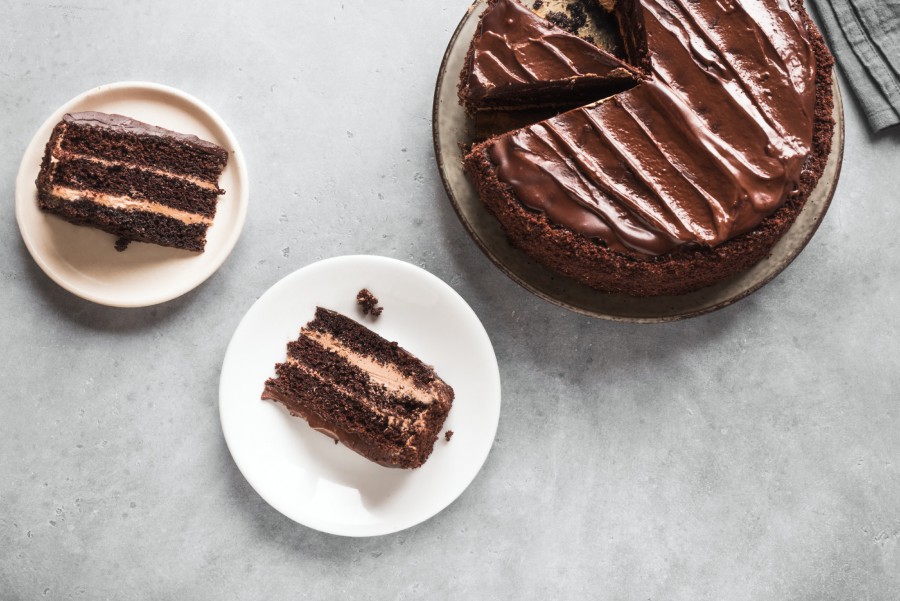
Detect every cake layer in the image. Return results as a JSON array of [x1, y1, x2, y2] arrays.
[[262, 308, 454, 469], [38, 191, 209, 252], [58, 112, 228, 182], [467, 76, 636, 112], [286, 336, 425, 421], [307, 308, 450, 392], [50, 157, 220, 217], [459, 0, 640, 114], [271, 361, 411, 448], [262, 372, 415, 468]]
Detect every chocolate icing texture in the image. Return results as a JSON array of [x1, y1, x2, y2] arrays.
[[63, 112, 226, 152], [462, 0, 638, 104], [484, 0, 817, 257]]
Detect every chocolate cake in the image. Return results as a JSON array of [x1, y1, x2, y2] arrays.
[[458, 0, 640, 117], [460, 0, 835, 296], [36, 112, 228, 252], [261, 307, 454, 469]]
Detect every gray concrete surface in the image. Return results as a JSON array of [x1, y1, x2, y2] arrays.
[[1, 1, 899, 599]]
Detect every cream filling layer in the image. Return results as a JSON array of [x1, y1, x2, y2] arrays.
[[51, 124, 221, 192], [49, 185, 213, 226], [284, 357, 421, 449], [303, 329, 437, 405], [53, 150, 221, 191]]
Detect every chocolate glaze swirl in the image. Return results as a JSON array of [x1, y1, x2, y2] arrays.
[[484, 0, 817, 257]]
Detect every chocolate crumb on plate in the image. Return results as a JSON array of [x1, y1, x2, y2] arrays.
[[356, 288, 383, 316], [114, 237, 131, 252], [445, 430, 454, 442]]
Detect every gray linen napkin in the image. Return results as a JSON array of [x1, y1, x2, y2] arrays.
[[811, 0, 900, 131]]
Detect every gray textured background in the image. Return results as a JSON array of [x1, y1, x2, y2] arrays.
[[2, 1, 899, 599]]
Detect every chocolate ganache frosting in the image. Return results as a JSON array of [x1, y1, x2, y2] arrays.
[[484, 0, 817, 257], [63, 112, 226, 152], [460, 0, 639, 109]]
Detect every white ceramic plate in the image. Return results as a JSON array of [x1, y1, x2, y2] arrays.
[[219, 256, 501, 537], [15, 81, 249, 307], [433, 1, 844, 322]]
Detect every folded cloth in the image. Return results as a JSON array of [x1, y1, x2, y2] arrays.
[[811, 0, 900, 132]]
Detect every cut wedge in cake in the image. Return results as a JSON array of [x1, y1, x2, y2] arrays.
[[458, 0, 640, 119], [261, 308, 454, 469], [36, 112, 228, 252]]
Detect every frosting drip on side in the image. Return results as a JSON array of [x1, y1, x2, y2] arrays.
[[486, 0, 817, 257]]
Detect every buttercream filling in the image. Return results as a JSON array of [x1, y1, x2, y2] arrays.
[[283, 357, 423, 450], [302, 329, 437, 405], [48, 185, 212, 226], [52, 148, 221, 192]]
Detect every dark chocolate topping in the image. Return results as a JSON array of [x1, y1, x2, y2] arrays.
[[462, 0, 639, 104], [63, 112, 226, 153], [481, 0, 817, 257]]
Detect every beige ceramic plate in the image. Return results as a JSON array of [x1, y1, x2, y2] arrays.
[[15, 81, 249, 308], [433, 1, 845, 323]]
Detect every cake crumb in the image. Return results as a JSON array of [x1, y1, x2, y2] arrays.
[[356, 288, 383, 317], [532, 0, 543, 8], [445, 430, 454, 442], [114, 238, 131, 252]]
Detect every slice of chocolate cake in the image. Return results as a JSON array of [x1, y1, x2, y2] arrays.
[[458, 0, 640, 118], [36, 112, 228, 252], [261, 308, 454, 469]]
